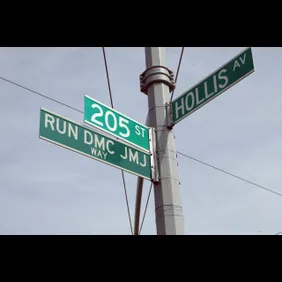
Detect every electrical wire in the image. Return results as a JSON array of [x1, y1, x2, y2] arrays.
[[170, 47, 185, 101], [121, 170, 133, 234], [101, 47, 133, 235], [177, 151, 282, 198], [4, 47, 281, 235], [0, 76, 83, 114], [139, 182, 153, 234], [0, 49, 134, 235], [274, 230, 282, 235], [102, 48, 114, 109], [2, 72, 282, 220]]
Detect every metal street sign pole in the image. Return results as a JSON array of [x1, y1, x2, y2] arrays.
[[140, 47, 185, 235], [171, 47, 255, 125]]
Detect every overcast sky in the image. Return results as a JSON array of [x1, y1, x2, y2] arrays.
[[1, 47, 282, 235]]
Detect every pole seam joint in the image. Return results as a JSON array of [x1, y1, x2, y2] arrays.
[[140, 65, 176, 94]]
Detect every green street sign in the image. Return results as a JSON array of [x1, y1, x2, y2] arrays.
[[84, 95, 149, 152], [172, 47, 255, 125], [39, 108, 151, 180]]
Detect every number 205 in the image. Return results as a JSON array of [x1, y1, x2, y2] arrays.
[[91, 103, 130, 138]]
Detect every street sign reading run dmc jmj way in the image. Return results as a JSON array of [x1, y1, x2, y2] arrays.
[[39, 108, 151, 180], [172, 47, 255, 124], [84, 95, 149, 152]]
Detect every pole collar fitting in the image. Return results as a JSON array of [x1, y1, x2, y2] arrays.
[[139, 65, 176, 95]]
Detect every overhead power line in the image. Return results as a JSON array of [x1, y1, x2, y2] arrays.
[[274, 230, 282, 235], [0, 76, 83, 114], [177, 151, 282, 198], [101, 47, 133, 235], [0, 49, 134, 235], [3, 47, 282, 235], [139, 182, 153, 234], [170, 47, 185, 101], [1, 72, 282, 206], [102, 47, 114, 108]]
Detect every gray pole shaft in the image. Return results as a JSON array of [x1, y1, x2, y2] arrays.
[[145, 47, 184, 235]]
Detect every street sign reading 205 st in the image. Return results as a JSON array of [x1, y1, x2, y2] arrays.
[[84, 95, 149, 152]]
